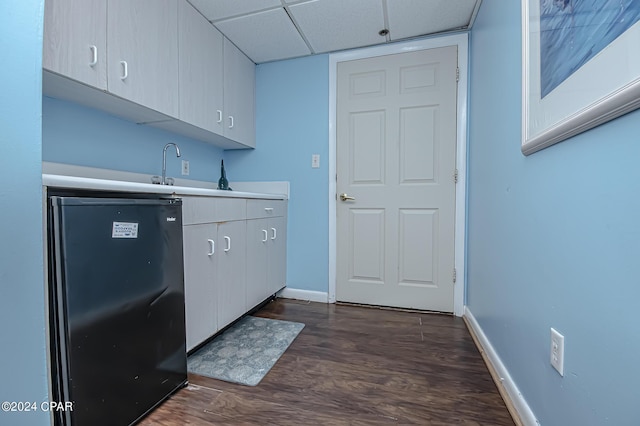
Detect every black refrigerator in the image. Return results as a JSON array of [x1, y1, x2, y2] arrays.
[[47, 193, 188, 426]]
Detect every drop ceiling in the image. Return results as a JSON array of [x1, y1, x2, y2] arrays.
[[188, 0, 483, 64]]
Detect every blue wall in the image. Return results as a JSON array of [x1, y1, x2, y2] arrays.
[[225, 54, 330, 293], [467, 1, 640, 424], [42, 56, 331, 295], [0, 1, 50, 425], [43, 97, 225, 182]]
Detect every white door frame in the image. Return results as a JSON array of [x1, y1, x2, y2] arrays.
[[328, 33, 468, 317]]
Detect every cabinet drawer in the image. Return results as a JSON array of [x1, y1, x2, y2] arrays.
[[183, 196, 247, 224], [182, 196, 217, 225], [246, 199, 287, 219], [216, 198, 246, 222]]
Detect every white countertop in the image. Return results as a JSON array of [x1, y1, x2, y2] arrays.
[[43, 174, 287, 200]]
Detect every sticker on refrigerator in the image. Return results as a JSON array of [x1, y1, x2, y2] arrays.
[[112, 222, 139, 238]]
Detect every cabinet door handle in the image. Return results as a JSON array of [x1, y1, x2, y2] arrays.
[[217, 110, 222, 124], [120, 60, 128, 80], [262, 229, 268, 243], [207, 239, 215, 256], [228, 115, 234, 129], [271, 227, 277, 240], [89, 45, 98, 67], [224, 236, 231, 252]]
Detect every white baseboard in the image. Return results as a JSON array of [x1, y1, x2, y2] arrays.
[[277, 288, 329, 303], [464, 307, 539, 426]]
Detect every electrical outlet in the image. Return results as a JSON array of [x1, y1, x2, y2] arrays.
[[311, 154, 320, 168], [550, 327, 565, 376], [181, 160, 190, 176]]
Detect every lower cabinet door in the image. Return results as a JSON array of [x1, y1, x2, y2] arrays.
[[217, 220, 247, 329], [246, 218, 269, 310], [183, 223, 217, 351], [267, 216, 287, 295]]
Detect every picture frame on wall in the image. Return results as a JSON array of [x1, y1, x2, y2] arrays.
[[521, 0, 640, 155]]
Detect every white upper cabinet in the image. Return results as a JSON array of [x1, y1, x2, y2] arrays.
[[42, 0, 255, 149], [224, 38, 256, 148], [107, 0, 179, 118], [43, 0, 107, 90], [178, 1, 224, 135], [161, 28, 255, 148]]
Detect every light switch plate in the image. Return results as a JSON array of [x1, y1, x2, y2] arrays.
[[550, 327, 565, 376], [311, 154, 320, 168], [182, 160, 190, 176]]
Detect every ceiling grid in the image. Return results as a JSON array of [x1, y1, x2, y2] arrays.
[[188, 0, 481, 63]]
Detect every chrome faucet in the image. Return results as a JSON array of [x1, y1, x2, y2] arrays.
[[161, 142, 181, 185]]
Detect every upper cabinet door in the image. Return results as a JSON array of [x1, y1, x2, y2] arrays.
[[43, 0, 107, 90], [223, 38, 256, 148], [178, 1, 224, 135], [107, 0, 179, 117]]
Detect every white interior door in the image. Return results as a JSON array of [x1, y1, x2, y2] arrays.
[[336, 46, 458, 312]]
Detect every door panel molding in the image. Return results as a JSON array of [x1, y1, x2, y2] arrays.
[[329, 33, 469, 316], [348, 208, 385, 283], [398, 208, 438, 287]]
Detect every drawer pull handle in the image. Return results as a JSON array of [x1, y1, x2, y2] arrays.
[[264, 207, 274, 213], [207, 239, 215, 256], [89, 45, 98, 67], [120, 60, 128, 80]]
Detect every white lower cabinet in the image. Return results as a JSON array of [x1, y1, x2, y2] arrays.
[[245, 218, 269, 310], [267, 215, 287, 295], [182, 196, 285, 351], [246, 200, 287, 310], [216, 220, 247, 330], [182, 223, 218, 352]]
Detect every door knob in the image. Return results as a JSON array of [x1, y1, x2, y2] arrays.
[[339, 193, 356, 201]]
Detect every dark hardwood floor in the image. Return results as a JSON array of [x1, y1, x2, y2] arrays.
[[141, 298, 514, 425]]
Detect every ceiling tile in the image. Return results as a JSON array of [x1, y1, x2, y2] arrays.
[[214, 8, 311, 63], [188, 0, 281, 21], [288, 0, 386, 54], [188, 0, 481, 64], [386, 0, 477, 41]]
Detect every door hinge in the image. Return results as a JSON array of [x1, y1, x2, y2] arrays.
[[456, 67, 460, 82], [454, 169, 458, 184], [453, 268, 457, 284]]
